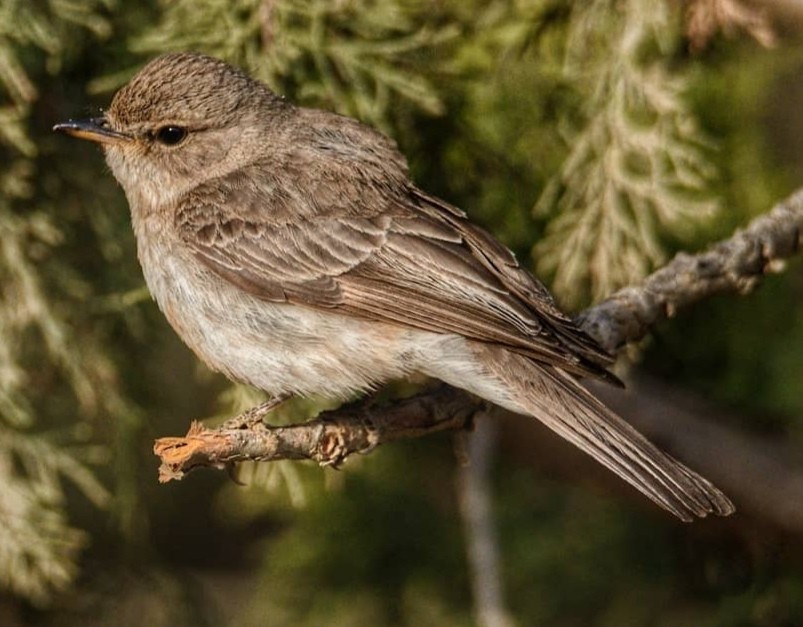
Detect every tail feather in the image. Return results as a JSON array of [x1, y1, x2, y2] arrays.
[[477, 347, 734, 521]]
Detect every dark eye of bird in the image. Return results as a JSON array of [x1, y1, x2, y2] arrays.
[[154, 126, 188, 146]]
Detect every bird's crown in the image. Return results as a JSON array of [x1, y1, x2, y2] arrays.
[[107, 52, 278, 130]]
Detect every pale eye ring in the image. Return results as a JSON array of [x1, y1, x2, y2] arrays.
[[154, 125, 188, 146]]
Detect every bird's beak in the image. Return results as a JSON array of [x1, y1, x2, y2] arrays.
[[53, 117, 131, 145]]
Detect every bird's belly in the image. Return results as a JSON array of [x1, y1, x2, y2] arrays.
[[140, 246, 417, 398]]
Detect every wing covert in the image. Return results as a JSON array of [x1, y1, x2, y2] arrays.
[[176, 165, 616, 381]]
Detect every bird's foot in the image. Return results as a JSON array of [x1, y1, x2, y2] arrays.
[[221, 393, 291, 430]]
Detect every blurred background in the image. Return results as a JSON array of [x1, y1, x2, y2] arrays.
[[2, 0, 803, 625]]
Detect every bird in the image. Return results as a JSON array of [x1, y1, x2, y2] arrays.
[[54, 52, 734, 521]]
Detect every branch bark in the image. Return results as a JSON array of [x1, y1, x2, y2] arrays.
[[154, 385, 481, 482], [154, 188, 803, 484], [577, 189, 803, 352]]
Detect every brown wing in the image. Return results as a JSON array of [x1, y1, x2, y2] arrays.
[[176, 162, 616, 382]]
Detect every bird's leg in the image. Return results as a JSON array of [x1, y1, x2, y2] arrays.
[[220, 393, 292, 430]]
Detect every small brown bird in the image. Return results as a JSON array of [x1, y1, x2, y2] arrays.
[[55, 52, 734, 521]]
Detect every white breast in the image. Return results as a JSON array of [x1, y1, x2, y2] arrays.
[[134, 225, 430, 398]]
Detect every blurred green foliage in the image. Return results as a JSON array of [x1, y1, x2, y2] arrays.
[[1, 0, 802, 625]]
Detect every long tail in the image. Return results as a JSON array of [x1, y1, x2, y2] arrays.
[[473, 345, 734, 521]]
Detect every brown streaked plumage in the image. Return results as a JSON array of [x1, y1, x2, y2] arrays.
[[54, 52, 734, 521]]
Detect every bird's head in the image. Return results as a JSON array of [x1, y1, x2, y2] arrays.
[[55, 52, 287, 210]]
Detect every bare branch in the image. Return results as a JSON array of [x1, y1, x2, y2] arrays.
[[578, 188, 803, 353], [154, 385, 481, 482], [154, 188, 803, 488]]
